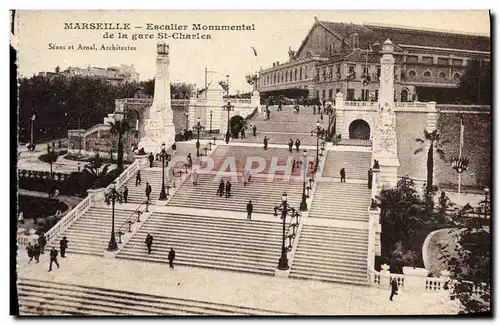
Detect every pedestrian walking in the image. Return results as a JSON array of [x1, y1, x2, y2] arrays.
[[123, 185, 129, 203], [246, 200, 253, 220], [38, 233, 47, 254], [59, 236, 68, 258], [390, 278, 399, 301], [225, 180, 232, 198], [136, 170, 141, 186], [33, 244, 40, 263], [48, 247, 60, 272], [187, 153, 193, 168], [340, 168, 346, 183], [288, 139, 293, 153], [368, 168, 373, 189], [295, 139, 301, 152], [318, 105, 322, 115], [320, 112, 324, 121], [243, 169, 251, 186], [217, 179, 225, 197], [240, 127, 246, 139], [263, 136, 270, 150], [148, 153, 154, 168], [252, 125, 257, 137], [192, 168, 198, 186], [18, 211, 24, 224], [145, 233, 153, 254], [26, 243, 34, 263], [145, 182, 152, 201], [168, 248, 176, 269], [266, 108, 271, 120], [278, 103, 282, 111]]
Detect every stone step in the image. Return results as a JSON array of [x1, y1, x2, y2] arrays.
[[288, 271, 369, 286]]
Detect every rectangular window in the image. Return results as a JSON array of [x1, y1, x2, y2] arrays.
[[375, 90, 379, 101], [305, 67, 308, 80], [422, 56, 433, 64], [336, 88, 340, 96], [347, 89, 355, 101], [438, 58, 448, 65], [329, 89, 333, 99], [361, 89, 369, 101], [322, 89, 326, 99], [452, 59, 462, 66], [316, 90, 320, 99], [407, 56, 418, 63]]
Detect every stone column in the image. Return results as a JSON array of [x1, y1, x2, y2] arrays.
[[139, 43, 176, 153], [372, 39, 400, 188], [335, 92, 345, 138]]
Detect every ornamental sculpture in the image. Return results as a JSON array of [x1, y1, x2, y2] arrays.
[[157, 42, 169, 55]]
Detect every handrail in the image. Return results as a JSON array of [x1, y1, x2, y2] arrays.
[[117, 200, 149, 235]]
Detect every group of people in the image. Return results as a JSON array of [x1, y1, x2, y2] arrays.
[[216, 179, 232, 198], [144, 233, 176, 269], [288, 139, 301, 153], [25, 233, 68, 272]]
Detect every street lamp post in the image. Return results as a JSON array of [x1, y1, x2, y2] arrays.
[[159, 142, 170, 201], [194, 116, 205, 157], [273, 192, 297, 270], [105, 181, 123, 251], [299, 150, 308, 211], [29, 111, 37, 151], [222, 101, 234, 144], [185, 111, 189, 141], [311, 121, 326, 173], [484, 187, 490, 219], [451, 157, 469, 207], [209, 110, 213, 134]]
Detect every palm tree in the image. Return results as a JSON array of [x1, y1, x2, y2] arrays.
[[83, 153, 112, 189], [414, 130, 449, 194], [108, 120, 131, 171]]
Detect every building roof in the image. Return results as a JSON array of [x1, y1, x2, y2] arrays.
[[318, 21, 490, 52]]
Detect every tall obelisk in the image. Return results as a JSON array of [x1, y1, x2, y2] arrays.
[[139, 43, 176, 153], [372, 39, 400, 188]]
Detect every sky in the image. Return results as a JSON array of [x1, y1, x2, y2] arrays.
[[15, 10, 490, 94]]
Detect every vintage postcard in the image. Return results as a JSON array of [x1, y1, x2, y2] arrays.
[[12, 10, 491, 316]]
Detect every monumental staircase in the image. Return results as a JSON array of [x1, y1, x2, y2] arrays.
[[166, 173, 303, 214], [49, 206, 136, 256], [289, 225, 369, 285], [210, 145, 316, 176], [234, 105, 322, 146], [116, 212, 283, 276], [17, 278, 285, 315], [321, 150, 372, 179]]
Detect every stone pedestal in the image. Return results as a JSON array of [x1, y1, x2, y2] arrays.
[[375, 156, 400, 188], [274, 268, 290, 278], [402, 267, 428, 293], [380, 264, 391, 287]]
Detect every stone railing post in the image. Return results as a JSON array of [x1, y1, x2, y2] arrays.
[[380, 264, 391, 288], [403, 266, 429, 293], [426, 101, 438, 132], [371, 168, 379, 199], [335, 92, 345, 138], [367, 207, 380, 280]]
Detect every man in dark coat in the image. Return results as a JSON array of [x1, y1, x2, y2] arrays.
[[240, 127, 246, 139], [135, 170, 141, 186], [187, 153, 193, 168], [288, 139, 293, 153], [295, 139, 301, 152], [168, 248, 176, 269], [340, 168, 346, 183], [38, 233, 47, 254], [225, 180, 232, 198], [123, 185, 129, 203], [263, 136, 269, 150], [26, 243, 34, 263], [390, 278, 399, 301], [48, 247, 60, 272], [313, 105, 316, 115], [217, 179, 225, 197], [252, 125, 257, 137], [145, 182, 152, 201], [145, 233, 153, 254], [59, 236, 68, 258], [368, 168, 373, 189], [33, 244, 41, 263], [246, 200, 253, 220], [148, 153, 154, 168]]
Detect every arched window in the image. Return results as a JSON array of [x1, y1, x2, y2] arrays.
[[439, 72, 446, 78], [273, 73, 276, 84], [285, 70, 288, 82], [423, 71, 431, 77], [453, 72, 461, 79], [408, 70, 416, 77], [290, 70, 293, 81], [294, 68, 297, 81]]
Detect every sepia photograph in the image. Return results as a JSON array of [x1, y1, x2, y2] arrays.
[[11, 9, 491, 316]]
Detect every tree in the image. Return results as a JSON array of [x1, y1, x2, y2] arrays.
[[108, 120, 131, 171], [414, 130, 449, 196], [377, 177, 439, 270], [45, 145, 59, 178], [83, 153, 113, 189], [458, 59, 491, 105], [437, 209, 490, 314]]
